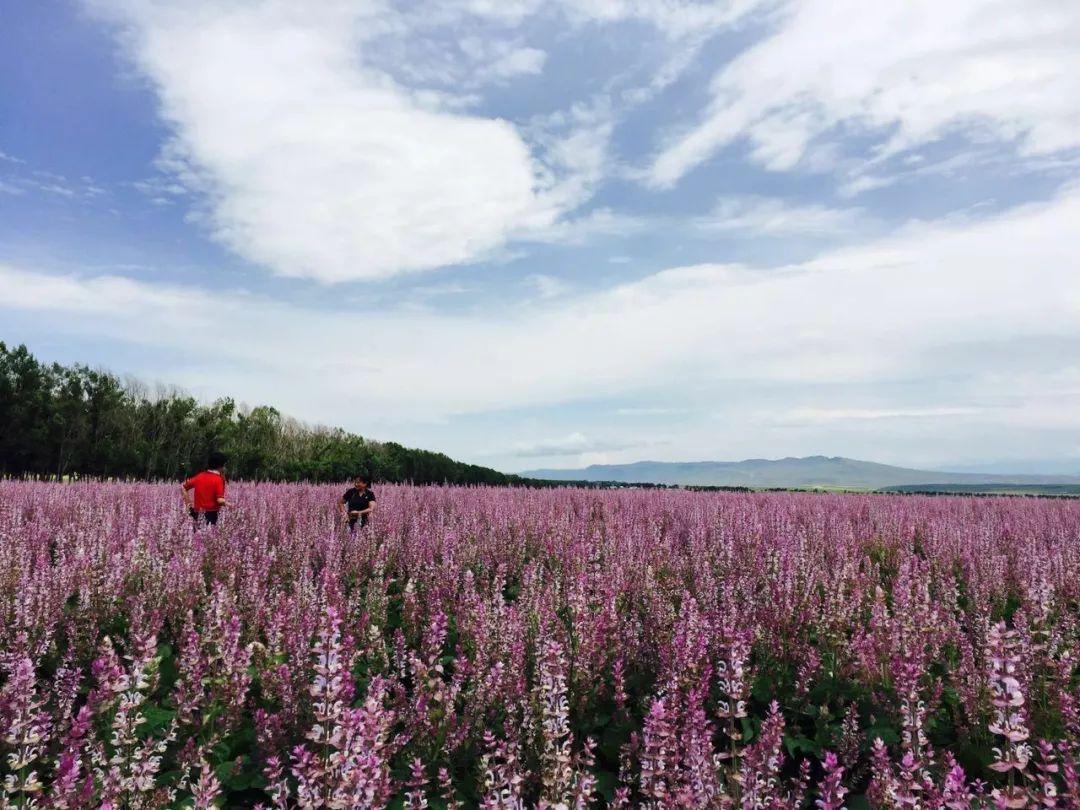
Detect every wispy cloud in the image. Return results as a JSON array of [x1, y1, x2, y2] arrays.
[[458, 38, 547, 83], [698, 196, 864, 236], [131, 175, 188, 206], [558, 0, 774, 38], [615, 407, 687, 416], [525, 274, 571, 299], [762, 407, 983, 426], [0, 166, 108, 200], [648, 0, 1080, 188], [518, 207, 653, 245], [511, 432, 639, 457]]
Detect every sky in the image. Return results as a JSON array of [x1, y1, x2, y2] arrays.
[[2, 0, 1079, 474]]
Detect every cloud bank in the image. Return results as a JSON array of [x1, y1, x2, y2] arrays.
[[4, 186, 1078, 426]]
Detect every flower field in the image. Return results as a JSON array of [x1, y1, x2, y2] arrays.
[[2, 482, 1079, 808]]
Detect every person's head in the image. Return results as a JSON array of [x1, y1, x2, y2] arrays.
[[353, 474, 369, 490], [208, 451, 228, 471]]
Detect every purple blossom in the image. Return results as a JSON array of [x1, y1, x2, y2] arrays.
[[0, 481, 1078, 803], [816, 751, 847, 810]]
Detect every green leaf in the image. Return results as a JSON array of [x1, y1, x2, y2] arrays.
[[216, 755, 258, 791], [783, 733, 819, 757], [594, 768, 618, 802], [864, 722, 900, 747], [141, 704, 176, 737]]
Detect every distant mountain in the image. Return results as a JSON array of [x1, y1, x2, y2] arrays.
[[521, 455, 1080, 490]]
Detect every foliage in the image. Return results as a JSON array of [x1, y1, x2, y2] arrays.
[[0, 342, 525, 485]]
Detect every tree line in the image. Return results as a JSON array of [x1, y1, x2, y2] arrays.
[[0, 342, 535, 485]]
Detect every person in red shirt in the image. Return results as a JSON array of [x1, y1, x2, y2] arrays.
[[182, 451, 230, 527]]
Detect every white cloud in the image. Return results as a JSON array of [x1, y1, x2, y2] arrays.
[[838, 175, 895, 198], [445, 0, 545, 25], [33, 182, 77, 198], [561, 0, 774, 38], [0, 170, 99, 199], [458, 38, 547, 82], [519, 207, 652, 245], [700, 196, 862, 235], [762, 407, 982, 425], [511, 432, 637, 457], [649, 0, 1080, 187], [439, 0, 771, 37], [525, 274, 571, 299], [615, 407, 687, 416], [89, 0, 569, 283], [523, 99, 618, 219], [132, 175, 188, 205], [0, 264, 203, 314]]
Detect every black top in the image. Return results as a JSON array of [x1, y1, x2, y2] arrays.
[[342, 487, 375, 514]]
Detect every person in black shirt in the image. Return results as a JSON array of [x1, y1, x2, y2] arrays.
[[339, 474, 376, 531]]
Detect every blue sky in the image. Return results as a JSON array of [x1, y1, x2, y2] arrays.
[[2, 0, 1079, 473]]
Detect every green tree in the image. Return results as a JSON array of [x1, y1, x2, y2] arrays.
[[0, 342, 554, 487]]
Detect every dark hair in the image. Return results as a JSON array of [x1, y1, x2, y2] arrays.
[[208, 451, 228, 469], [353, 473, 370, 484]]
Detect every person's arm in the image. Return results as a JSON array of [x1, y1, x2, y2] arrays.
[[181, 479, 195, 510], [359, 494, 376, 517], [339, 493, 350, 521], [217, 477, 228, 508]]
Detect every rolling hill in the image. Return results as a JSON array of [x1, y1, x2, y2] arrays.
[[521, 455, 1080, 490]]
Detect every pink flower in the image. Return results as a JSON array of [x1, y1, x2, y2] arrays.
[[816, 751, 847, 810]]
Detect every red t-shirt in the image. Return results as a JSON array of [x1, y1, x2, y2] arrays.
[[183, 470, 226, 512]]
